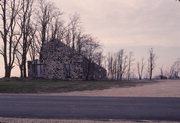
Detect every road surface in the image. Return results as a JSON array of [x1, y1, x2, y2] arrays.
[[0, 95, 180, 121]]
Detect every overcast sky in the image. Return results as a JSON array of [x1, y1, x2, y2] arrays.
[[0, 0, 180, 77], [53, 0, 180, 47], [51, 0, 180, 68]]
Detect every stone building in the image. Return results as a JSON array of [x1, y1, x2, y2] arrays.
[[28, 39, 107, 80]]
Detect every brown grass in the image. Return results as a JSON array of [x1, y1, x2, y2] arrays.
[[0, 79, 156, 94]]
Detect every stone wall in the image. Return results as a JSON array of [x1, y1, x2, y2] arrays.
[[28, 39, 107, 80], [42, 40, 84, 80]]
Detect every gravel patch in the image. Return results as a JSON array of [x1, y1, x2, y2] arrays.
[[47, 80, 180, 97]]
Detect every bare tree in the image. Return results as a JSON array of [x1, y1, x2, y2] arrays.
[[76, 31, 85, 54], [107, 53, 114, 80], [50, 17, 65, 41], [36, 0, 62, 60], [93, 51, 104, 66], [137, 58, 145, 80], [147, 48, 156, 80], [159, 65, 166, 79], [15, 0, 35, 78], [116, 50, 128, 80], [29, 29, 38, 61], [79, 35, 101, 80], [106, 50, 128, 80], [126, 52, 134, 80], [0, 0, 22, 78], [68, 14, 81, 50], [63, 14, 82, 50], [80, 35, 100, 60], [169, 58, 180, 79]]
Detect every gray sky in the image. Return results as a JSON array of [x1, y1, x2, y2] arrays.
[[52, 0, 180, 73], [0, 0, 180, 77], [52, 0, 180, 63], [52, 0, 180, 46]]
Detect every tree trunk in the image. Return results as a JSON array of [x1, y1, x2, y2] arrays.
[[23, 57, 27, 78], [20, 52, 27, 78], [150, 71, 152, 80], [5, 66, 11, 78], [4, 53, 11, 78]]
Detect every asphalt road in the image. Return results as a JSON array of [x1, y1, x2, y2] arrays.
[[0, 95, 180, 121]]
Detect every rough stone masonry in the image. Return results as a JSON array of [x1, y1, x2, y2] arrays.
[[28, 39, 107, 80]]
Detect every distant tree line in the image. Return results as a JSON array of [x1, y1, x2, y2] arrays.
[[105, 49, 179, 80], [105, 48, 157, 80], [0, 0, 179, 80]]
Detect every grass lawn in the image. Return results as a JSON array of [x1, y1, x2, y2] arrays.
[[0, 79, 156, 93]]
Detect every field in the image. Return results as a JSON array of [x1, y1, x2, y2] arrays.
[[0, 79, 156, 93]]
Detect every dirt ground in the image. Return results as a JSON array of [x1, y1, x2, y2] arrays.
[[45, 80, 180, 97]]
